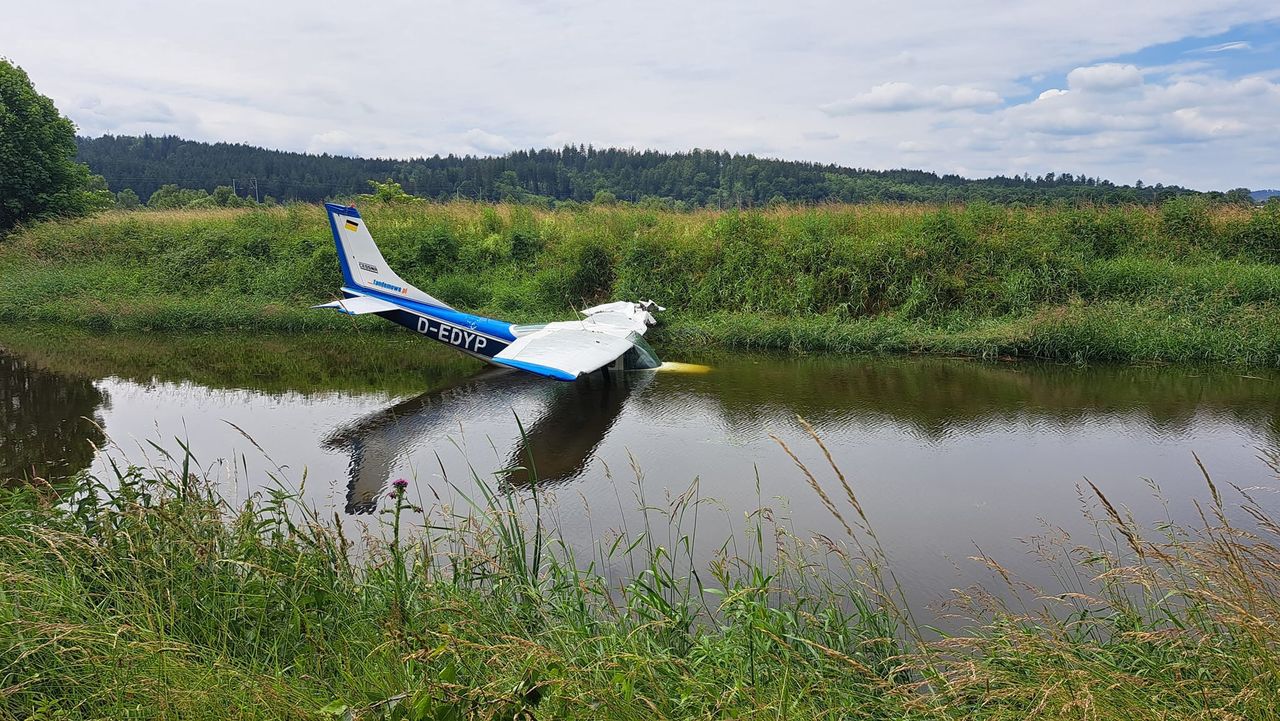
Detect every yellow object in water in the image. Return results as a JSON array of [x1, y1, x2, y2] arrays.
[[657, 361, 713, 374]]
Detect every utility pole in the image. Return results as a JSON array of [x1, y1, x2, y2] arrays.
[[249, 177, 259, 203]]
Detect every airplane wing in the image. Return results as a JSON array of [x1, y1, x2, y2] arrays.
[[491, 323, 637, 381], [312, 294, 402, 315]]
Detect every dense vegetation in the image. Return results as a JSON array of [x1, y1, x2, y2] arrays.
[[0, 60, 112, 232], [2, 433, 1278, 719], [3, 199, 1279, 366], [75, 134, 1234, 208]]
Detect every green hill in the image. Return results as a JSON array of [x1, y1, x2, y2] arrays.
[[76, 134, 1210, 207]]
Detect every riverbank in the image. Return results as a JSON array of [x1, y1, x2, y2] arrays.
[[2, 442, 1277, 720], [2, 201, 1278, 365]]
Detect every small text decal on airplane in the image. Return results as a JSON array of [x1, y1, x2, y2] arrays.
[[372, 279, 406, 294]]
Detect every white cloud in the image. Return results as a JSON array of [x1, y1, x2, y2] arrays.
[[1005, 104, 1155, 136], [1168, 108, 1247, 139], [463, 129, 515, 155], [1198, 40, 1251, 52], [1144, 75, 1275, 111], [543, 131, 577, 148], [307, 130, 359, 156], [885, 51, 918, 69], [988, 70, 1280, 182], [896, 141, 931, 153], [821, 82, 1002, 114], [1066, 64, 1144, 92], [70, 95, 181, 134], [4, 0, 1279, 189]]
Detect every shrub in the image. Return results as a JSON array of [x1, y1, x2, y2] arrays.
[[1160, 196, 1212, 249], [1239, 203, 1280, 262], [565, 238, 615, 303]]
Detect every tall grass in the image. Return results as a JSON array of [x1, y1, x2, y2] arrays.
[[2, 432, 1278, 719], [2, 200, 1279, 364]]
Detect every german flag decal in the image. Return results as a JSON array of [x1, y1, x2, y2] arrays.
[[344, 219, 359, 231]]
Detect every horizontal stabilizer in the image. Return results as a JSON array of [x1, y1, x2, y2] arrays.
[[493, 324, 635, 380], [312, 294, 402, 315]]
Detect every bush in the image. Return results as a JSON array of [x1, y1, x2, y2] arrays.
[[568, 238, 615, 302], [430, 274, 493, 308], [1160, 196, 1212, 249], [508, 207, 543, 261], [414, 222, 461, 271], [1239, 203, 1280, 262], [1062, 206, 1141, 258]]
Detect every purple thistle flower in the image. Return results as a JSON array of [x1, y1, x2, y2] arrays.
[[392, 478, 409, 490]]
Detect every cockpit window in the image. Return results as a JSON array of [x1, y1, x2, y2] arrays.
[[623, 332, 662, 370]]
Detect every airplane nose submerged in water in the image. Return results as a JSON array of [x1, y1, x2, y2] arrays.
[[312, 203, 664, 380]]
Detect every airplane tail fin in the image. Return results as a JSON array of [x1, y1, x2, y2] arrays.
[[324, 202, 453, 309]]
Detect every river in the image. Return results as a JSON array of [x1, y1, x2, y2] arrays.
[[3, 327, 1278, 619]]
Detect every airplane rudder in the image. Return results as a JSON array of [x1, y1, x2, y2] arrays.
[[325, 203, 360, 287]]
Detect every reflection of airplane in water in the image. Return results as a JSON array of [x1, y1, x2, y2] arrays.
[[322, 368, 651, 513], [502, 370, 642, 488]]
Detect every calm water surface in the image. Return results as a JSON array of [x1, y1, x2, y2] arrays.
[[3, 328, 1278, 616]]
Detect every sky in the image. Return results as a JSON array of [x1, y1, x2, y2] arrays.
[[5, 1, 1280, 190]]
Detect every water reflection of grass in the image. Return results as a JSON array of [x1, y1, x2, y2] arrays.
[[677, 351, 1280, 445], [2, 434, 1278, 719], [0, 325, 482, 396], [4, 326, 1277, 473]]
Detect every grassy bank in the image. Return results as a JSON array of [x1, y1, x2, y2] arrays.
[[2, 200, 1279, 365], [2, 439, 1278, 719]]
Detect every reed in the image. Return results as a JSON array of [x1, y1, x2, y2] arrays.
[[2, 200, 1278, 365], [2, 430, 1278, 719]]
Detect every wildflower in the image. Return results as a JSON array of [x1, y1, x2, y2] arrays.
[[389, 478, 409, 498]]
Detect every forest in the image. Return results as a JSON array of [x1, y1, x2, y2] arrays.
[[74, 134, 1245, 209]]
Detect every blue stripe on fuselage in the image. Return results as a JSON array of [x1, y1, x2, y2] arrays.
[[488, 356, 578, 381], [341, 287, 516, 358]]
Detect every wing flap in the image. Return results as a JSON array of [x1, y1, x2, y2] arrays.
[[493, 325, 634, 380], [312, 294, 402, 315]]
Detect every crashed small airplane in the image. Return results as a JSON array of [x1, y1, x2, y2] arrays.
[[314, 203, 664, 381]]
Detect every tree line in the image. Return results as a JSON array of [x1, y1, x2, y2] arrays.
[[76, 134, 1250, 210]]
